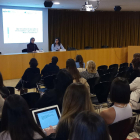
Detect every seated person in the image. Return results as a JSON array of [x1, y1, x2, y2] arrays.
[[51, 38, 65, 52], [69, 111, 110, 140], [27, 37, 39, 53], [130, 77, 140, 110], [129, 58, 140, 83], [0, 72, 10, 98], [15, 58, 40, 93], [37, 69, 73, 111], [100, 77, 132, 125], [80, 60, 99, 80], [41, 56, 59, 78], [128, 53, 140, 74], [0, 94, 46, 140], [75, 55, 85, 68], [66, 59, 90, 94], [45, 83, 95, 140]]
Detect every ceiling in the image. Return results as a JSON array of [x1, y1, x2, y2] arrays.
[[0, 0, 140, 11]]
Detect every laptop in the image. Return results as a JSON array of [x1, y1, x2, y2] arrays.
[[32, 105, 61, 130]]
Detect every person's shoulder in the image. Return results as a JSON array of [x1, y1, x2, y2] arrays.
[[100, 107, 115, 117], [0, 131, 10, 140]]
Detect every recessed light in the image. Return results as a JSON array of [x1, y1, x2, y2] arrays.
[[54, 2, 60, 4]]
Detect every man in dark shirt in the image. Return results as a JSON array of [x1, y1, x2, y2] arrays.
[[41, 56, 59, 77]]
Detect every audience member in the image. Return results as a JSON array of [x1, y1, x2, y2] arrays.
[[15, 58, 40, 93], [130, 77, 140, 110], [80, 60, 99, 80], [0, 94, 4, 118], [66, 59, 90, 93], [41, 56, 59, 78], [0, 72, 10, 98], [129, 58, 140, 83], [46, 83, 94, 140], [128, 53, 140, 74], [100, 77, 132, 125], [37, 69, 73, 111], [69, 111, 110, 140], [0, 94, 46, 140], [75, 55, 85, 68]]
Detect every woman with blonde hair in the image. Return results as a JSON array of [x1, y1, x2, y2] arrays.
[[45, 83, 94, 140], [80, 60, 99, 80]]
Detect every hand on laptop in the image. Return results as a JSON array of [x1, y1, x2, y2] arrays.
[[44, 126, 55, 136]]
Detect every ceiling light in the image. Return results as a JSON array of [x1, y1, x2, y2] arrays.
[[54, 2, 60, 5]]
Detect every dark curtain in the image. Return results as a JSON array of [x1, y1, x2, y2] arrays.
[[48, 10, 140, 50]]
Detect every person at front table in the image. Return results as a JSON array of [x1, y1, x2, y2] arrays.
[[51, 38, 65, 51], [27, 37, 39, 53]]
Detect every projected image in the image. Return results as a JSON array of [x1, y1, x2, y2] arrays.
[[2, 9, 43, 44], [37, 109, 59, 129]]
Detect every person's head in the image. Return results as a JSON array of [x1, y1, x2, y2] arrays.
[[133, 53, 140, 59], [66, 59, 81, 82], [110, 77, 130, 104], [30, 37, 35, 44], [132, 58, 140, 70], [54, 37, 61, 46], [54, 69, 73, 97], [86, 60, 97, 73], [1, 94, 45, 140], [29, 58, 38, 68], [56, 83, 94, 132], [70, 111, 110, 140], [52, 56, 58, 65], [0, 72, 4, 88], [76, 55, 84, 68]]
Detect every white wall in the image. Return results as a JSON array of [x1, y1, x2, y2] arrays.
[[0, 6, 48, 54]]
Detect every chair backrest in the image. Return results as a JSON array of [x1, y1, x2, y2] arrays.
[[97, 69, 107, 76], [109, 64, 118, 69], [100, 73, 113, 82], [93, 81, 111, 103], [98, 65, 108, 71], [44, 75, 56, 89], [6, 86, 15, 94], [21, 92, 40, 109], [107, 68, 118, 77], [119, 66, 128, 72], [120, 63, 128, 68], [22, 49, 27, 53], [116, 71, 127, 78], [109, 117, 136, 140], [87, 77, 100, 93], [27, 73, 41, 87]]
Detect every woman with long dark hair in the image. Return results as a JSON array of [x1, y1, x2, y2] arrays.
[[0, 94, 46, 140], [66, 59, 90, 93], [51, 38, 65, 52], [70, 111, 110, 140], [75, 55, 85, 68]]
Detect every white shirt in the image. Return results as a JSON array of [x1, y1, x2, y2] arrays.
[[51, 44, 65, 52]]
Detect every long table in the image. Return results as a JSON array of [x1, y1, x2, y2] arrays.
[[0, 47, 128, 80]]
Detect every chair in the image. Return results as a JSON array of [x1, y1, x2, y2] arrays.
[[43, 75, 56, 89], [107, 68, 118, 77], [87, 77, 100, 94], [120, 63, 128, 68], [6, 86, 15, 94], [22, 49, 27, 53], [116, 71, 127, 78], [92, 82, 111, 112], [97, 69, 107, 76], [100, 73, 114, 82], [21, 92, 40, 109], [109, 117, 136, 140], [84, 46, 93, 49], [98, 65, 108, 71], [119, 66, 128, 72], [109, 64, 118, 69]]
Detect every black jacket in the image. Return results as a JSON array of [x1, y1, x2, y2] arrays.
[[41, 63, 59, 77], [27, 43, 39, 52]]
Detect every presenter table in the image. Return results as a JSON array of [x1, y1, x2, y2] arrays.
[[0, 47, 127, 80]]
